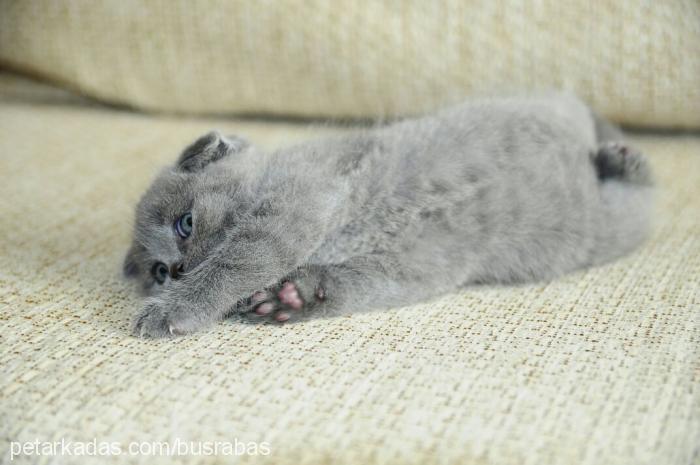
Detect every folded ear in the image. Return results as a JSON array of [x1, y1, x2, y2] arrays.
[[177, 131, 249, 172]]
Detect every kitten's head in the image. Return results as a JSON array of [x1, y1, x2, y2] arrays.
[[123, 131, 250, 294]]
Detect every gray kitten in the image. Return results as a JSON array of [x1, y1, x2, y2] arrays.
[[124, 94, 652, 338]]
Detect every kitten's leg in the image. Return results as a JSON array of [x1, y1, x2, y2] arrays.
[[132, 222, 330, 337], [239, 255, 443, 323], [132, 252, 285, 337]]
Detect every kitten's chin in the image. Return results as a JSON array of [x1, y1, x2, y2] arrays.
[[142, 283, 165, 297]]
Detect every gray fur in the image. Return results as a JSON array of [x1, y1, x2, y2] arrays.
[[124, 94, 653, 337]]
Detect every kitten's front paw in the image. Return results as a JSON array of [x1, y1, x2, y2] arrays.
[[132, 297, 201, 338], [244, 268, 327, 323]]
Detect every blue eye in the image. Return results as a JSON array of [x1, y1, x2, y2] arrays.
[[151, 262, 168, 284], [175, 212, 193, 239]]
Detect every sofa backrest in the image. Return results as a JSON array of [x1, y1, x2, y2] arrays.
[[1, 0, 698, 128]]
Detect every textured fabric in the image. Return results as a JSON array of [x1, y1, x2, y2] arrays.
[[0, 0, 699, 128], [1, 73, 699, 465]]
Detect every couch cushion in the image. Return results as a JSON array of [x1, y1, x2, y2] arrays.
[[1, 73, 699, 465], [0, 1, 698, 128]]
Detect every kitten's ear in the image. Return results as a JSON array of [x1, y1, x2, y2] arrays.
[[177, 131, 248, 172], [123, 243, 142, 278]]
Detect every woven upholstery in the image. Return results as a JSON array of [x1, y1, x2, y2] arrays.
[[0, 73, 698, 465], [0, 0, 699, 128]]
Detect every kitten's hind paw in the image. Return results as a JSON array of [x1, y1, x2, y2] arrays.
[[593, 142, 652, 185]]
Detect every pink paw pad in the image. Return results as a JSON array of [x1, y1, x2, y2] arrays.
[[278, 282, 303, 310], [275, 312, 291, 322], [255, 302, 274, 315], [251, 291, 267, 304]]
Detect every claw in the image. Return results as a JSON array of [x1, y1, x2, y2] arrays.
[[315, 287, 325, 301], [169, 325, 185, 336]]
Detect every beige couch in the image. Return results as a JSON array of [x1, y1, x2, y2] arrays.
[[1, 2, 699, 464]]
